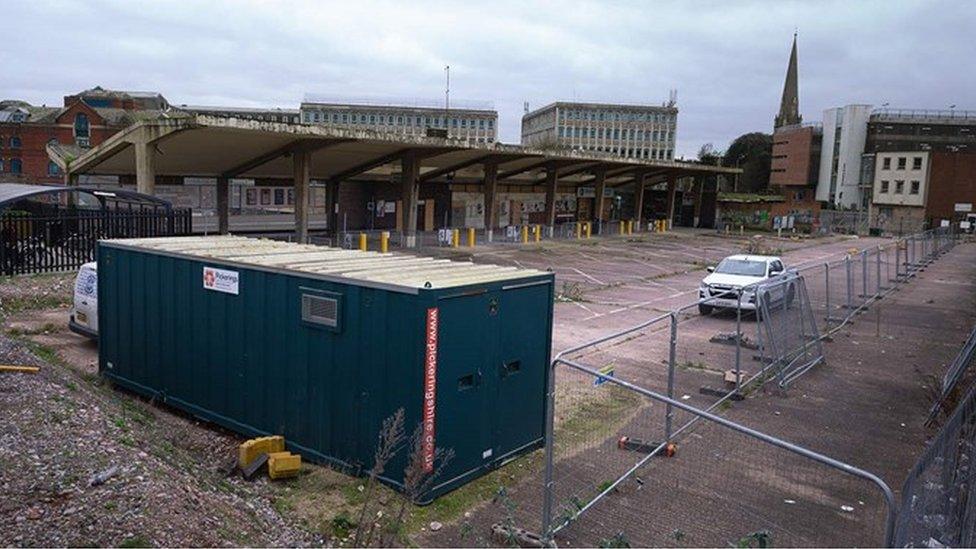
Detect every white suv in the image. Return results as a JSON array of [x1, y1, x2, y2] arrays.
[[698, 255, 790, 315], [69, 262, 98, 339]]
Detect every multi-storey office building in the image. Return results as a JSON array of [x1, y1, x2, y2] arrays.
[[863, 109, 976, 232], [299, 100, 497, 145], [815, 104, 872, 209], [520, 101, 678, 161]]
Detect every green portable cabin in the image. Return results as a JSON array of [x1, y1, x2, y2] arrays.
[[97, 235, 554, 501]]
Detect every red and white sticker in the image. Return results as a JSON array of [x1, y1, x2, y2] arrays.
[[422, 307, 439, 472]]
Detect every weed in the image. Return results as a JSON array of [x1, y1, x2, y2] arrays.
[[732, 530, 772, 548], [679, 360, 709, 371], [330, 512, 357, 540], [104, 501, 118, 511], [66, 381, 78, 392], [599, 532, 631, 548]]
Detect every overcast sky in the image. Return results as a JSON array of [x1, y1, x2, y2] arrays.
[[2, 0, 973, 158]]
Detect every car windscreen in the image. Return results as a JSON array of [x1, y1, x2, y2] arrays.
[[715, 259, 767, 277]]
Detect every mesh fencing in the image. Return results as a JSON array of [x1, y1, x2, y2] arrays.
[[896, 329, 976, 547], [535, 228, 955, 546], [756, 275, 824, 387], [543, 360, 895, 547]]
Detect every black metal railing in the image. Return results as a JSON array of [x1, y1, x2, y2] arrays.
[[1, 208, 192, 275]]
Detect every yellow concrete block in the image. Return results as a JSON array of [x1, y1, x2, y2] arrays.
[[238, 435, 285, 469], [268, 451, 302, 479]]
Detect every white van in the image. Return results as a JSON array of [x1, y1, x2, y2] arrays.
[[69, 262, 98, 339]]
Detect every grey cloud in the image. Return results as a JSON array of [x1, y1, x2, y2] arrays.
[[2, 0, 973, 158]]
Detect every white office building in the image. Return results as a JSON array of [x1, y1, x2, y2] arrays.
[[300, 99, 497, 145], [816, 104, 872, 208], [521, 101, 678, 161]]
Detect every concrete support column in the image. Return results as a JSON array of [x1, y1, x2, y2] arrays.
[[483, 162, 498, 243], [634, 174, 647, 229], [401, 153, 420, 248], [666, 177, 677, 229], [544, 165, 558, 238], [216, 177, 230, 235], [325, 180, 339, 235], [134, 142, 156, 195], [293, 149, 311, 244], [693, 176, 703, 228], [593, 168, 607, 234]]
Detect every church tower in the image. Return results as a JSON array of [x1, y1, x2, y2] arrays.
[[775, 33, 802, 128]]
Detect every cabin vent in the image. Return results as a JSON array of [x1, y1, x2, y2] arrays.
[[302, 294, 338, 328]]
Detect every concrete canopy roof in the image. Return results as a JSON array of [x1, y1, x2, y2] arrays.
[[54, 114, 740, 187]]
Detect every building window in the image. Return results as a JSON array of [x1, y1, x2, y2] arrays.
[[880, 180, 889, 193], [897, 157, 906, 170], [910, 180, 920, 194], [912, 157, 922, 170], [74, 113, 90, 138], [882, 157, 890, 170], [10, 136, 22, 149], [488, 120, 494, 129], [47, 161, 60, 175], [895, 180, 904, 194], [10, 158, 22, 174]]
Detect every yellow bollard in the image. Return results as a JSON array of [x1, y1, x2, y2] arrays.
[[585, 222, 592, 239], [358, 233, 367, 251], [467, 227, 475, 247], [451, 228, 459, 248], [380, 231, 389, 253], [521, 225, 529, 244], [626, 220, 633, 235], [575, 222, 582, 239], [534, 225, 541, 242]]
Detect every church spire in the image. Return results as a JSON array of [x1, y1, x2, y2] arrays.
[[775, 32, 801, 129]]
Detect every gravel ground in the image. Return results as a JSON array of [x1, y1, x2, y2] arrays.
[[0, 289, 320, 547]]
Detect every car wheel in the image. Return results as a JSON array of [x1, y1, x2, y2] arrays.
[[785, 285, 796, 309], [699, 304, 713, 315]]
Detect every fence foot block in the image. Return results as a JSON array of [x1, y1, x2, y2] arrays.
[[699, 386, 745, 400], [490, 523, 549, 548], [617, 436, 677, 456]]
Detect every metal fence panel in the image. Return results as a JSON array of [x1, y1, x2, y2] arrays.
[[896, 339, 976, 547], [536, 227, 955, 546], [1, 208, 192, 275], [544, 360, 896, 547]]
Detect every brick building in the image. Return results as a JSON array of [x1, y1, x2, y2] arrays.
[[0, 87, 168, 184], [927, 152, 976, 223], [864, 109, 976, 232], [735, 33, 821, 231]]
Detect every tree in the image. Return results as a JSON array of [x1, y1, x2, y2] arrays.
[[723, 132, 772, 193], [697, 142, 723, 166]]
